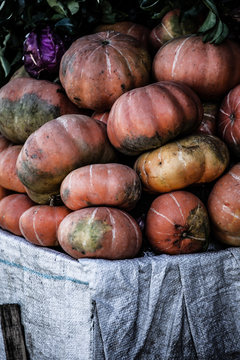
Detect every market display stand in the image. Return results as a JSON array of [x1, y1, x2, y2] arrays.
[[0, 228, 240, 360]]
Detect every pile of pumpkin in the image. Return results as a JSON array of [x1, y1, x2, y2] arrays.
[[0, 14, 240, 260]]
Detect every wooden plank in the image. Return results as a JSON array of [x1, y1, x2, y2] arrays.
[[0, 304, 28, 360]]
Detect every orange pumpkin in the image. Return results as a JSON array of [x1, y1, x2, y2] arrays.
[[134, 134, 229, 193], [0, 145, 26, 193], [0, 193, 34, 235], [60, 163, 141, 211], [57, 207, 142, 259], [208, 163, 240, 246], [152, 35, 240, 100], [107, 81, 203, 155], [16, 114, 117, 204], [59, 31, 151, 111], [145, 190, 210, 255], [19, 205, 71, 246]]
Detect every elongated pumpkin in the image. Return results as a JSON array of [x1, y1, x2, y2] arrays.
[[134, 134, 229, 193], [0, 193, 34, 235], [107, 81, 203, 155], [0, 77, 81, 143], [60, 163, 141, 211], [19, 205, 71, 246], [16, 114, 117, 204], [57, 207, 142, 259]]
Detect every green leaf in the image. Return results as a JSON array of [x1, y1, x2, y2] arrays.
[[139, 0, 162, 12], [201, 0, 219, 16], [211, 22, 229, 44], [209, 19, 223, 43], [67, 1, 79, 15], [46, 0, 67, 16], [198, 10, 216, 33], [151, 5, 172, 20]]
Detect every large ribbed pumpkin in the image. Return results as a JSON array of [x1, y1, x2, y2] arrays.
[[57, 207, 142, 259], [145, 190, 210, 255], [152, 35, 240, 100], [134, 134, 229, 193], [16, 114, 117, 204], [59, 31, 151, 111], [60, 163, 141, 211], [0, 77, 81, 144], [19, 205, 71, 246], [107, 81, 203, 155], [208, 163, 240, 246]]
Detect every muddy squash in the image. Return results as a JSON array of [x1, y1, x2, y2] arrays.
[[107, 81, 203, 155], [57, 206, 142, 259], [0, 77, 81, 143], [16, 114, 117, 204]]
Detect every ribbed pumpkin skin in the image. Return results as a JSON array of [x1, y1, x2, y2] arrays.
[[60, 163, 142, 211], [94, 21, 151, 48], [19, 205, 71, 246], [107, 81, 203, 155], [0, 145, 26, 193], [152, 36, 240, 100], [218, 84, 240, 156], [134, 134, 229, 193], [57, 207, 142, 259], [208, 163, 240, 246], [0, 194, 34, 235], [16, 114, 117, 203], [59, 31, 151, 111], [0, 77, 81, 144], [145, 191, 209, 255]]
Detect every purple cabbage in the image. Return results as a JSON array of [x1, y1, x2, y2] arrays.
[[23, 25, 66, 79]]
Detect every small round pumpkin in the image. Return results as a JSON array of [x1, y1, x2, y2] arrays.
[[152, 35, 240, 100], [94, 21, 151, 49], [218, 84, 240, 156], [134, 134, 229, 193], [107, 81, 203, 155], [0, 145, 26, 193], [16, 114, 117, 204], [60, 163, 141, 211], [208, 163, 240, 246], [19, 205, 71, 246], [59, 31, 151, 111], [0, 193, 34, 236], [0, 77, 81, 144], [145, 190, 209, 255], [57, 207, 142, 259]]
